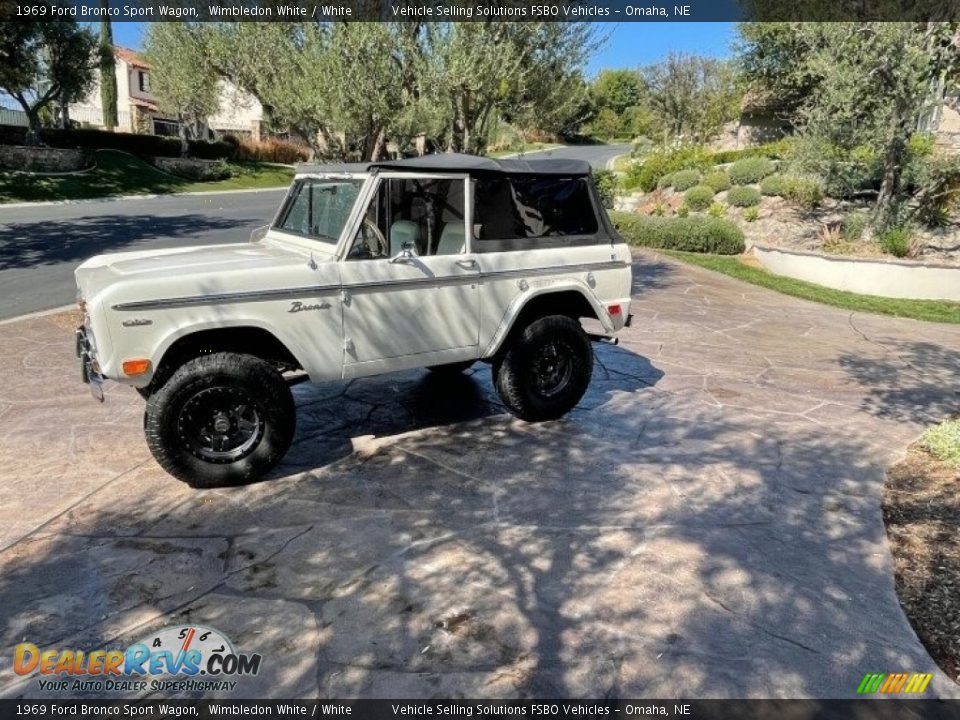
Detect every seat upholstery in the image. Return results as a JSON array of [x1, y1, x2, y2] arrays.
[[390, 220, 419, 256], [436, 223, 466, 255]]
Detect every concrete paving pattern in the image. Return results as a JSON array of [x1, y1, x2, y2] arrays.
[[1, 253, 958, 699]]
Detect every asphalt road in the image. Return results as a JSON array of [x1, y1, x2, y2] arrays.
[[0, 144, 631, 320]]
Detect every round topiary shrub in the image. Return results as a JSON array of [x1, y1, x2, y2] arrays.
[[702, 170, 731, 193], [782, 176, 824, 210], [684, 184, 715, 211], [657, 172, 676, 189], [729, 157, 775, 185], [726, 185, 762, 207], [760, 174, 787, 196], [670, 169, 702, 191]]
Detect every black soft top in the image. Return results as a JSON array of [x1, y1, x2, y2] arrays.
[[297, 152, 591, 177]]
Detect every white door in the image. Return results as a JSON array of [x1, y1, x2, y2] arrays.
[[339, 174, 480, 375]]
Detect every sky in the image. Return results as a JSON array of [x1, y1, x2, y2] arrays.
[[106, 21, 737, 76]]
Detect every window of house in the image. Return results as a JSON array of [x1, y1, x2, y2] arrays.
[[473, 175, 598, 241], [138, 71, 150, 93]]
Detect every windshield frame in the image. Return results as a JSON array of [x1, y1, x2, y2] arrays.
[[269, 174, 370, 249]]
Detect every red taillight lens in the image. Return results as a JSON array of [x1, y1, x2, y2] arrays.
[[608, 304, 622, 315]]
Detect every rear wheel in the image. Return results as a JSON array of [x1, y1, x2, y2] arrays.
[[144, 352, 295, 488], [494, 315, 593, 421]]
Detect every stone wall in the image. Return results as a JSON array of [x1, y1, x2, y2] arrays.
[[0, 145, 93, 173]]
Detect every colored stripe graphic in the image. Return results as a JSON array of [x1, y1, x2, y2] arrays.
[[858, 673, 932, 694]]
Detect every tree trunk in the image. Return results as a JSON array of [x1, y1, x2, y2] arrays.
[[368, 126, 387, 161], [875, 96, 910, 224]]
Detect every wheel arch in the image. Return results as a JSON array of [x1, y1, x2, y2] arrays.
[[483, 285, 612, 359]]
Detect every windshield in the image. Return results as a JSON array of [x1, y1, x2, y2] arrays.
[[274, 178, 364, 244]]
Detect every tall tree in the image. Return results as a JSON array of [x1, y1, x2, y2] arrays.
[[144, 23, 219, 142], [99, 8, 118, 131], [0, 20, 96, 143], [642, 53, 742, 143]]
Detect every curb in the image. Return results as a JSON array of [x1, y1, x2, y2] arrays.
[[2, 186, 289, 210], [0, 304, 76, 326]]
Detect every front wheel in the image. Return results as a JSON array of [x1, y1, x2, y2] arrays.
[[144, 353, 295, 488], [494, 315, 593, 422]]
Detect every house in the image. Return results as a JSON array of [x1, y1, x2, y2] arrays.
[[69, 47, 263, 140]]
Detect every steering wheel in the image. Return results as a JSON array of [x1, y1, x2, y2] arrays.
[[361, 217, 389, 257]]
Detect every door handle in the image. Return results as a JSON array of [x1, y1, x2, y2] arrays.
[[455, 259, 478, 269]]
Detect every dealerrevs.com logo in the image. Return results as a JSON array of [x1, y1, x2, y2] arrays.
[[14, 625, 261, 693]]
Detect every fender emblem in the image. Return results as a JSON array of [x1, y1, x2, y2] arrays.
[[289, 300, 330, 313], [121, 318, 152, 327]]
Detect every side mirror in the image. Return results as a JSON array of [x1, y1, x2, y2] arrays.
[[390, 241, 416, 264], [249, 224, 269, 243]]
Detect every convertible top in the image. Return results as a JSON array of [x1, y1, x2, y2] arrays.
[[296, 152, 592, 177]]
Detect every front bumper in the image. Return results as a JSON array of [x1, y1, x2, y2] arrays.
[[76, 326, 104, 402]]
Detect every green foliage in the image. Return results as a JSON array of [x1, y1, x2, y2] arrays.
[[709, 138, 795, 164], [670, 169, 702, 191], [702, 170, 731, 192], [656, 172, 676, 189], [592, 69, 643, 116], [922, 419, 960, 469], [782, 176, 824, 209], [630, 145, 713, 192], [728, 156, 775, 185], [676, 203, 690, 217], [98, 19, 117, 131], [744, 207, 760, 222], [158, 158, 233, 181], [790, 138, 881, 198], [726, 185, 762, 207], [760, 174, 788, 196], [610, 212, 746, 254], [840, 212, 868, 240], [907, 154, 960, 228], [684, 184, 716, 211], [707, 202, 727, 217], [186, 140, 234, 161], [592, 168, 617, 209], [878, 227, 913, 258]]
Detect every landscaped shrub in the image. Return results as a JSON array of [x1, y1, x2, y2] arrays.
[[656, 172, 676, 189], [840, 212, 868, 240], [760, 174, 788, 196], [232, 137, 310, 164], [684, 184, 715, 211], [728, 156, 775, 185], [610, 211, 745, 255], [41, 128, 182, 158], [726, 185, 762, 207], [676, 203, 689, 217], [709, 138, 794, 165], [879, 227, 912, 258], [154, 157, 232, 181], [707, 202, 727, 218], [670, 169, 701, 191], [702, 170, 731, 193], [782, 176, 824, 209], [630, 144, 713, 192], [592, 168, 616, 209], [187, 139, 234, 160], [744, 207, 759, 222]]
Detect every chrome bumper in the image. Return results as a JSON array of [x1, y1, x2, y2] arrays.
[[76, 326, 104, 402]]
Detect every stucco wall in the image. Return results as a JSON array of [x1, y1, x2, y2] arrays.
[[752, 245, 960, 302]]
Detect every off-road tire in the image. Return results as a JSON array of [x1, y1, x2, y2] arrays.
[[494, 315, 593, 422], [144, 353, 295, 488], [426, 361, 475, 375]]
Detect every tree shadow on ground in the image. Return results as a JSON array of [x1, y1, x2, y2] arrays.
[[0, 214, 251, 271]]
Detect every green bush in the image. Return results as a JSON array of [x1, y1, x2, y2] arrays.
[[782, 176, 824, 209], [702, 170, 731, 193], [707, 202, 727, 218], [610, 211, 745, 255], [726, 185, 762, 207], [840, 212, 868, 240], [729, 156, 775, 185], [760, 174, 787, 196], [879, 227, 912, 258], [39, 128, 183, 158], [629, 144, 713, 192], [744, 207, 759, 222], [656, 172, 676, 189], [187, 139, 234, 160], [592, 168, 617, 209], [922, 419, 960, 468], [709, 138, 794, 165], [676, 203, 690, 217], [684, 184, 715, 211], [670, 169, 701, 191]]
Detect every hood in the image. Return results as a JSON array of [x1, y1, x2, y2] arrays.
[[75, 241, 329, 301]]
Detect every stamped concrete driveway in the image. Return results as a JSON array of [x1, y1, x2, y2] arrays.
[[1, 252, 959, 700]]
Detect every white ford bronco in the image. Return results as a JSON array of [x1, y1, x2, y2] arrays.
[[75, 154, 633, 487]]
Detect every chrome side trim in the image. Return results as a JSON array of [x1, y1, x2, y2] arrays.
[[112, 260, 629, 311]]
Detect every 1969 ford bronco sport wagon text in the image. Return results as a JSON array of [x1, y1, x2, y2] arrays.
[[75, 154, 633, 487]]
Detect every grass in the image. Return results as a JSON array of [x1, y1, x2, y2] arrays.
[[0, 150, 294, 203], [884, 440, 960, 684], [923, 419, 960, 469], [657, 250, 960, 325]]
